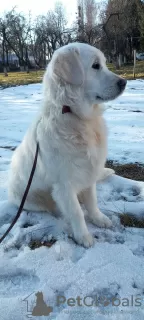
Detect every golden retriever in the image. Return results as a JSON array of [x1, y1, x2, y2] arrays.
[[8, 43, 127, 247]]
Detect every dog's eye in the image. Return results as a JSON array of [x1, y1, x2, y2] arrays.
[[92, 63, 100, 70]]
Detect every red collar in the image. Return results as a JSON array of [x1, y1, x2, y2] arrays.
[[62, 105, 71, 114]]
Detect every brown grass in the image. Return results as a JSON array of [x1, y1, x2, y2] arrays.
[[0, 60, 144, 89], [0, 70, 44, 88], [107, 60, 144, 80], [120, 214, 144, 228], [106, 161, 144, 181], [106, 161, 144, 228], [29, 239, 56, 250]]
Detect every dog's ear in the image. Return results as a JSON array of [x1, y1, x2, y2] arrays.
[[53, 48, 84, 86]]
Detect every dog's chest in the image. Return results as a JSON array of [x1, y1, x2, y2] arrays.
[[44, 115, 107, 190], [77, 116, 107, 158], [70, 116, 107, 187]]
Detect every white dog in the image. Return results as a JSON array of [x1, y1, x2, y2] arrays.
[[8, 43, 126, 247]]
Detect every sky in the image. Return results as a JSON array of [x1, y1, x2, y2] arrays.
[[0, 0, 78, 25], [0, 0, 102, 26]]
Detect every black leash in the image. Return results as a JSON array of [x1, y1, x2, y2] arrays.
[[0, 142, 39, 244]]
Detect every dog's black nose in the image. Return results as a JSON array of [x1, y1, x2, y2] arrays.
[[117, 78, 127, 90]]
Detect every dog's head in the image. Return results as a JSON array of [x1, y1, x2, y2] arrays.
[[35, 292, 43, 299], [45, 43, 127, 118]]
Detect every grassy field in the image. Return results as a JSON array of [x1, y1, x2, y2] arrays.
[[0, 70, 44, 88], [108, 60, 144, 80], [0, 60, 144, 88]]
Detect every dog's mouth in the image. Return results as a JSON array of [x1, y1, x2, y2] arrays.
[[96, 95, 103, 101], [96, 95, 117, 102], [96, 90, 123, 102]]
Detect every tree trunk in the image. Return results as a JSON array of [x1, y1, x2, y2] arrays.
[[19, 57, 25, 71], [6, 48, 10, 71], [25, 65, 29, 73], [115, 56, 120, 69], [3, 67, 8, 76], [2, 40, 8, 76], [133, 49, 136, 79], [25, 47, 30, 73], [20, 65, 25, 71], [118, 54, 122, 67]]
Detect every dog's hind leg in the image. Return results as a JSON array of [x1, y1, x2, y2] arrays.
[[97, 168, 115, 182]]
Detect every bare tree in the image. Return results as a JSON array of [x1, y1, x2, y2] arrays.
[[100, 0, 144, 64], [76, 0, 102, 44], [0, 16, 9, 75], [4, 9, 32, 71], [33, 1, 71, 63], [84, 0, 98, 28]]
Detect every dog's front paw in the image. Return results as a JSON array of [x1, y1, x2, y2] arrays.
[[74, 231, 94, 248], [91, 211, 112, 229]]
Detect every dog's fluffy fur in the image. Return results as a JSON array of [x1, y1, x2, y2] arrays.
[[8, 43, 126, 247]]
